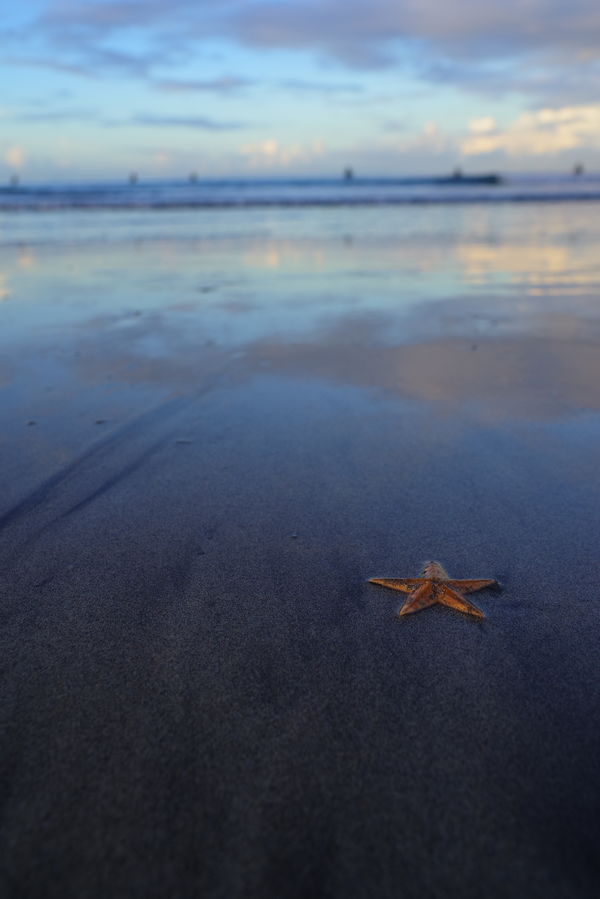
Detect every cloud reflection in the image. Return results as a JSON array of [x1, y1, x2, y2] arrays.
[[60, 302, 600, 423], [457, 242, 600, 293], [0, 275, 10, 301], [4, 206, 600, 424]]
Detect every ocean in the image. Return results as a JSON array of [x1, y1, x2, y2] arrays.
[[1, 171, 600, 212]]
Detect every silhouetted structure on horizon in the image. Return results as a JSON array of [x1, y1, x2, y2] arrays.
[[438, 170, 501, 186]]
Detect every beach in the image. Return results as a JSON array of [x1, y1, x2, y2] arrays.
[[1, 200, 600, 897]]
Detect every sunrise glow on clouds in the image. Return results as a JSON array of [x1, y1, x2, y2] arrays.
[[1, 0, 600, 178]]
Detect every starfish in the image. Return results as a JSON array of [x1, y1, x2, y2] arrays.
[[369, 561, 498, 619]]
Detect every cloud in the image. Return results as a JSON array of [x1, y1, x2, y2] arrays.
[[84, 45, 158, 75], [461, 105, 600, 156], [224, 1, 402, 68], [2, 55, 93, 77], [13, 108, 99, 123], [7, 2, 187, 77], [129, 114, 247, 130], [420, 55, 600, 107], [5, 146, 26, 168], [222, 0, 600, 75], [6, 1, 600, 105], [154, 76, 253, 93], [469, 116, 497, 134], [240, 138, 325, 169], [16, 2, 600, 63], [37, 0, 175, 41], [278, 79, 363, 94]]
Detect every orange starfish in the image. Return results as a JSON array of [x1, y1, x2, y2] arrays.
[[369, 561, 498, 618]]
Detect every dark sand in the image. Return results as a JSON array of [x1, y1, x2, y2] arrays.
[[1, 211, 600, 897]]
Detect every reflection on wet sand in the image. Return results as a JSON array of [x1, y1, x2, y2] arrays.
[[63, 307, 600, 422], [2, 208, 600, 316], [17, 247, 36, 271], [458, 242, 600, 293], [247, 328, 600, 421], [3, 202, 600, 427]]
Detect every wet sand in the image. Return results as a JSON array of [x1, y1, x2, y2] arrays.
[[1, 206, 600, 897]]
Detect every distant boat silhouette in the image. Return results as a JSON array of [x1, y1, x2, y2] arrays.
[[129, 172, 138, 185], [573, 163, 584, 176], [189, 172, 198, 183], [437, 171, 502, 186], [343, 167, 354, 181]]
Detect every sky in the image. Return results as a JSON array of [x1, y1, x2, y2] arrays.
[[2, 0, 600, 180]]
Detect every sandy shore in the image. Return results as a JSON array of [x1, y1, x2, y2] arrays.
[[1, 210, 600, 897]]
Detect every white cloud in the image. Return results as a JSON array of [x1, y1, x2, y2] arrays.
[[239, 138, 325, 169], [461, 104, 600, 156], [469, 116, 497, 134]]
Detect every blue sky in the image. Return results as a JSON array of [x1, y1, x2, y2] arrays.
[[2, 0, 600, 179]]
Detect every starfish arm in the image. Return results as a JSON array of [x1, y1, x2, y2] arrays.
[[398, 582, 437, 616], [446, 578, 498, 594], [438, 585, 485, 618], [369, 578, 427, 594]]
